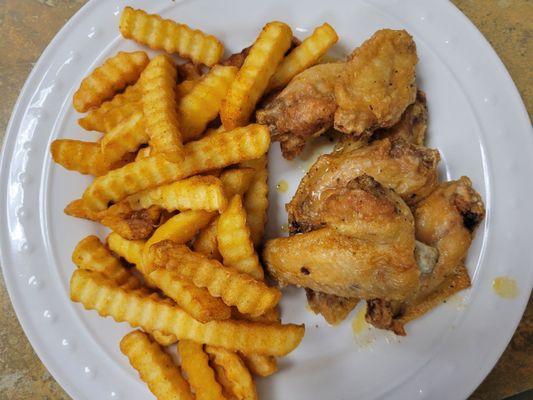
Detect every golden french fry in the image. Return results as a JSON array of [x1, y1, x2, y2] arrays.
[[125, 176, 227, 213], [148, 241, 280, 317], [141, 54, 183, 163], [107, 232, 144, 266], [178, 340, 226, 400], [240, 353, 277, 378], [50, 139, 126, 176], [64, 198, 102, 221], [149, 268, 232, 323], [193, 220, 222, 261], [82, 124, 270, 211], [221, 22, 292, 130], [73, 51, 149, 113], [78, 83, 142, 132], [212, 362, 238, 400], [205, 346, 257, 400], [220, 168, 256, 198], [120, 331, 194, 400], [72, 235, 142, 290], [177, 62, 203, 81], [120, 7, 224, 66], [241, 156, 269, 246], [203, 126, 226, 137], [100, 111, 148, 164], [142, 209, 215, 270], [178, 65, 238, 142], [267, 23, 338, 91], [100, 203, 162, 240], [71, 269, 304, 355], [135, 146, 152, 161], [102, 101, 143, 133], [175, 79, 197, 99], [217, 195, 264, 280]]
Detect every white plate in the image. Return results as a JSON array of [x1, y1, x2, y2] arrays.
[[1, 0, 532, 399]]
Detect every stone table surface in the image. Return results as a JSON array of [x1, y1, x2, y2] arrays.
[[0, 1, 531, 399]]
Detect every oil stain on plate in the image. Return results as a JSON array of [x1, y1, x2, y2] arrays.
[[492, 276, 518, 299]]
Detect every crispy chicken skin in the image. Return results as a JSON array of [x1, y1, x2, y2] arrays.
[[306, 289, 359, 325], [264, 175, 421, 301], [334, 29, 418, 136], [287, 137, 440, 234], [365, 177, 485, 334], [256, 63, 344, 159]]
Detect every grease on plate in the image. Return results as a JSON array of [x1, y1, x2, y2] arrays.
[[280, 223, 289, 233], [276, 179, 289, 193], [492, 276, 518, 299]]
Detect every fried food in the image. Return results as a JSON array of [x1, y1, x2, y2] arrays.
[[264, 175, 421, 300], [240, 353, 278, 378], [217, 195, 264, 280], [305, 289, 359, 325], [148, 241, 280, 317], [256, 63, 344, 159], [365, 177, 484, 334], [120, 7, 224, 66], [124, 176, 227, 213], [82, 124, 270, 211], [178, 340, 226, 400], [100, 203, 162, 240], [120, 331, 194, 400], [178, 65, 238, 141], [50, 139, 131, 176], [267, 23, 338, 92], [193, 220, 222, 261], [107, 232, 144, 266], [240, 156, 269, 246], [100, 111, 148, 164], [205, 346, 258, 400], [287, 138, 440, 233], [141, 54, 184, 162], [73, 51, 149, 112], [334, 29, 418, 135], [221, 22, 293, 130], [71, 269, 304, 355], [78, 83, 142, 132]]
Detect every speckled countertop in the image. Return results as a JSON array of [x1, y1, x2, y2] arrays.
[[0, 1, 531, 399]]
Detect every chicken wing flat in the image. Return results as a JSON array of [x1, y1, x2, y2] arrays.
[[305, 289, 359, 325], [256, 63, 344, 159], [365, 177, 485, 334], [334, 29, 418, 136], [287, 137, 440, 234], [264, 175, 421, 301]]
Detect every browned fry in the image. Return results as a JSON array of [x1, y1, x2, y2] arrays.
[[100, 203, 162, 240], [177, 62, 204, 81], [193, 220, 222, 261], [73, 51, 149, 112]]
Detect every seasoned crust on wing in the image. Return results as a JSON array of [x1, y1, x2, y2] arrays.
[[306, 289, 359, 325]]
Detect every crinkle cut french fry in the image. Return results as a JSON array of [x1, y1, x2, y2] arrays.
[[149, 268, 232, 322], [220, 168, 255, 198], [177, 62, 204, 81], [107, 232, 144, 266], [73, 51, 149, 113], [125, 176, 227, 213], [120, 331, 194, 400], [175, 79, 197, 99], [71, 269, 304, 356], [72, 235, 142, 290], [217, 195, 264, 280], [241, 156, 269, 246], [100, 111, 149, 164], [143, 210, 215, 260], [64, 199, 102, 221], [135, 146, 152, 161], [141, 54, 183, 163], [82, 124, 270, 211], [178, 65, 238, 142], [205, 346, 257, 400], [267, 23, 339, 91], [78, 83, 142, 132], [221, 22, 292, 130], [120, 7, 224, 67], [100, 203, 162, 240], [212, 362, 238, 400], [240, 353, 277, 378], [50, 139, 120, 176], [178, 340, 226, 400], [193, 220, 222, 261], [148, 241, 280, 317]]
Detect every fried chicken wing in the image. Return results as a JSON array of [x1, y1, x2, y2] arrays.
[[256, 63, 344, 159], [334, 29, 418, 136], [287, 137, 440, 234], [305, 289, 359, 325], [365, 177, 485, 334], [264, 175, 421, 301]]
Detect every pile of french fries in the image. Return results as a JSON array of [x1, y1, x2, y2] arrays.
[[51, 6, 338, 399]]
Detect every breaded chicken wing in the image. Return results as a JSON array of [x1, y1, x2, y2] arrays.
[[306, 289, 359, 325], [334, 29, 418, 136]]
